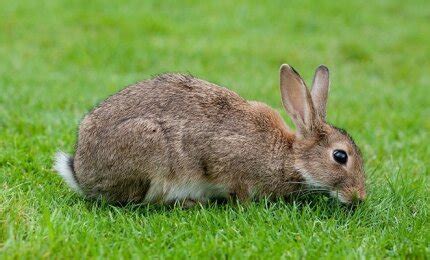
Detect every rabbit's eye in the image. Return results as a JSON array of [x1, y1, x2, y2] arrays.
[[333, 150, 348, 164]]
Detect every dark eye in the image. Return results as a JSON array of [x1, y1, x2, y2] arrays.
[[333, 149, 348, 164]]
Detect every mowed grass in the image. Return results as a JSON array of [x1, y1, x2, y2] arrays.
[[1, 0, 429, 258]]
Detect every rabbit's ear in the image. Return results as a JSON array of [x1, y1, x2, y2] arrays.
[[280, 64, 316, 137], [311, 65, 330, 120]]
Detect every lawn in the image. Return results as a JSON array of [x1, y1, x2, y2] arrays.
[[1, 0, 429, 258]]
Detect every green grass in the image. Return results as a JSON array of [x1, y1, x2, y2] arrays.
[[1, 0, 429, 258]]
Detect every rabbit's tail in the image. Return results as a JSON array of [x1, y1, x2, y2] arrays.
[[54, 151, 83, 194]]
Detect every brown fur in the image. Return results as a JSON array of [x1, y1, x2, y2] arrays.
[[61, 65, 365, 205]]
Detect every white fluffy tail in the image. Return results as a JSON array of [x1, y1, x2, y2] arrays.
[[54, 151, 83, 194]]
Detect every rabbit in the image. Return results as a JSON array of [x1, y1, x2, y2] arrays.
[[54, 64, 366, 206]]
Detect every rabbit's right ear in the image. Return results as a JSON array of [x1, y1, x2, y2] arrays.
[[280, 64, 316, 137], [311, 65, 330, 121]]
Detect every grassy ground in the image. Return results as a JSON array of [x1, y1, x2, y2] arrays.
[[1, 0, 429, 258]]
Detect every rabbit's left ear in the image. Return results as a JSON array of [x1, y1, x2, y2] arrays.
[[280, 64, 316, 137], [311, 65, 330, 120]]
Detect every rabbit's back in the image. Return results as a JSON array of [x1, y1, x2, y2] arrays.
[[73, 74, 292, 203]]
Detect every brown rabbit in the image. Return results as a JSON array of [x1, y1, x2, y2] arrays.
[[54, 64, 366, 206]]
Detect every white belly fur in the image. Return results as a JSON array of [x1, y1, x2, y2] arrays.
[[144, 177, 228, 203]]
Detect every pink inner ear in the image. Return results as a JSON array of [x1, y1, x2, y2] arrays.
[[290, 88, 307, 120], [286, 77, 308, 123]]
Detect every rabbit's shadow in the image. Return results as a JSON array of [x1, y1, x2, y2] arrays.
[[78, 192, 362, 219]]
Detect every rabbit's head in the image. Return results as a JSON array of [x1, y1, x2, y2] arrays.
[[280, 64, 366, 204]]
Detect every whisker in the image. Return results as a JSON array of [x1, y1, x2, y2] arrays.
[[284, 188, 329, 197], [297, 190, 327, 198], [283, 181, 309, 185]]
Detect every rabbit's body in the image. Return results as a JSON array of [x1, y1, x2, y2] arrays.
[[55, 65, 366, 205], [69, 74, 302, 204]]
